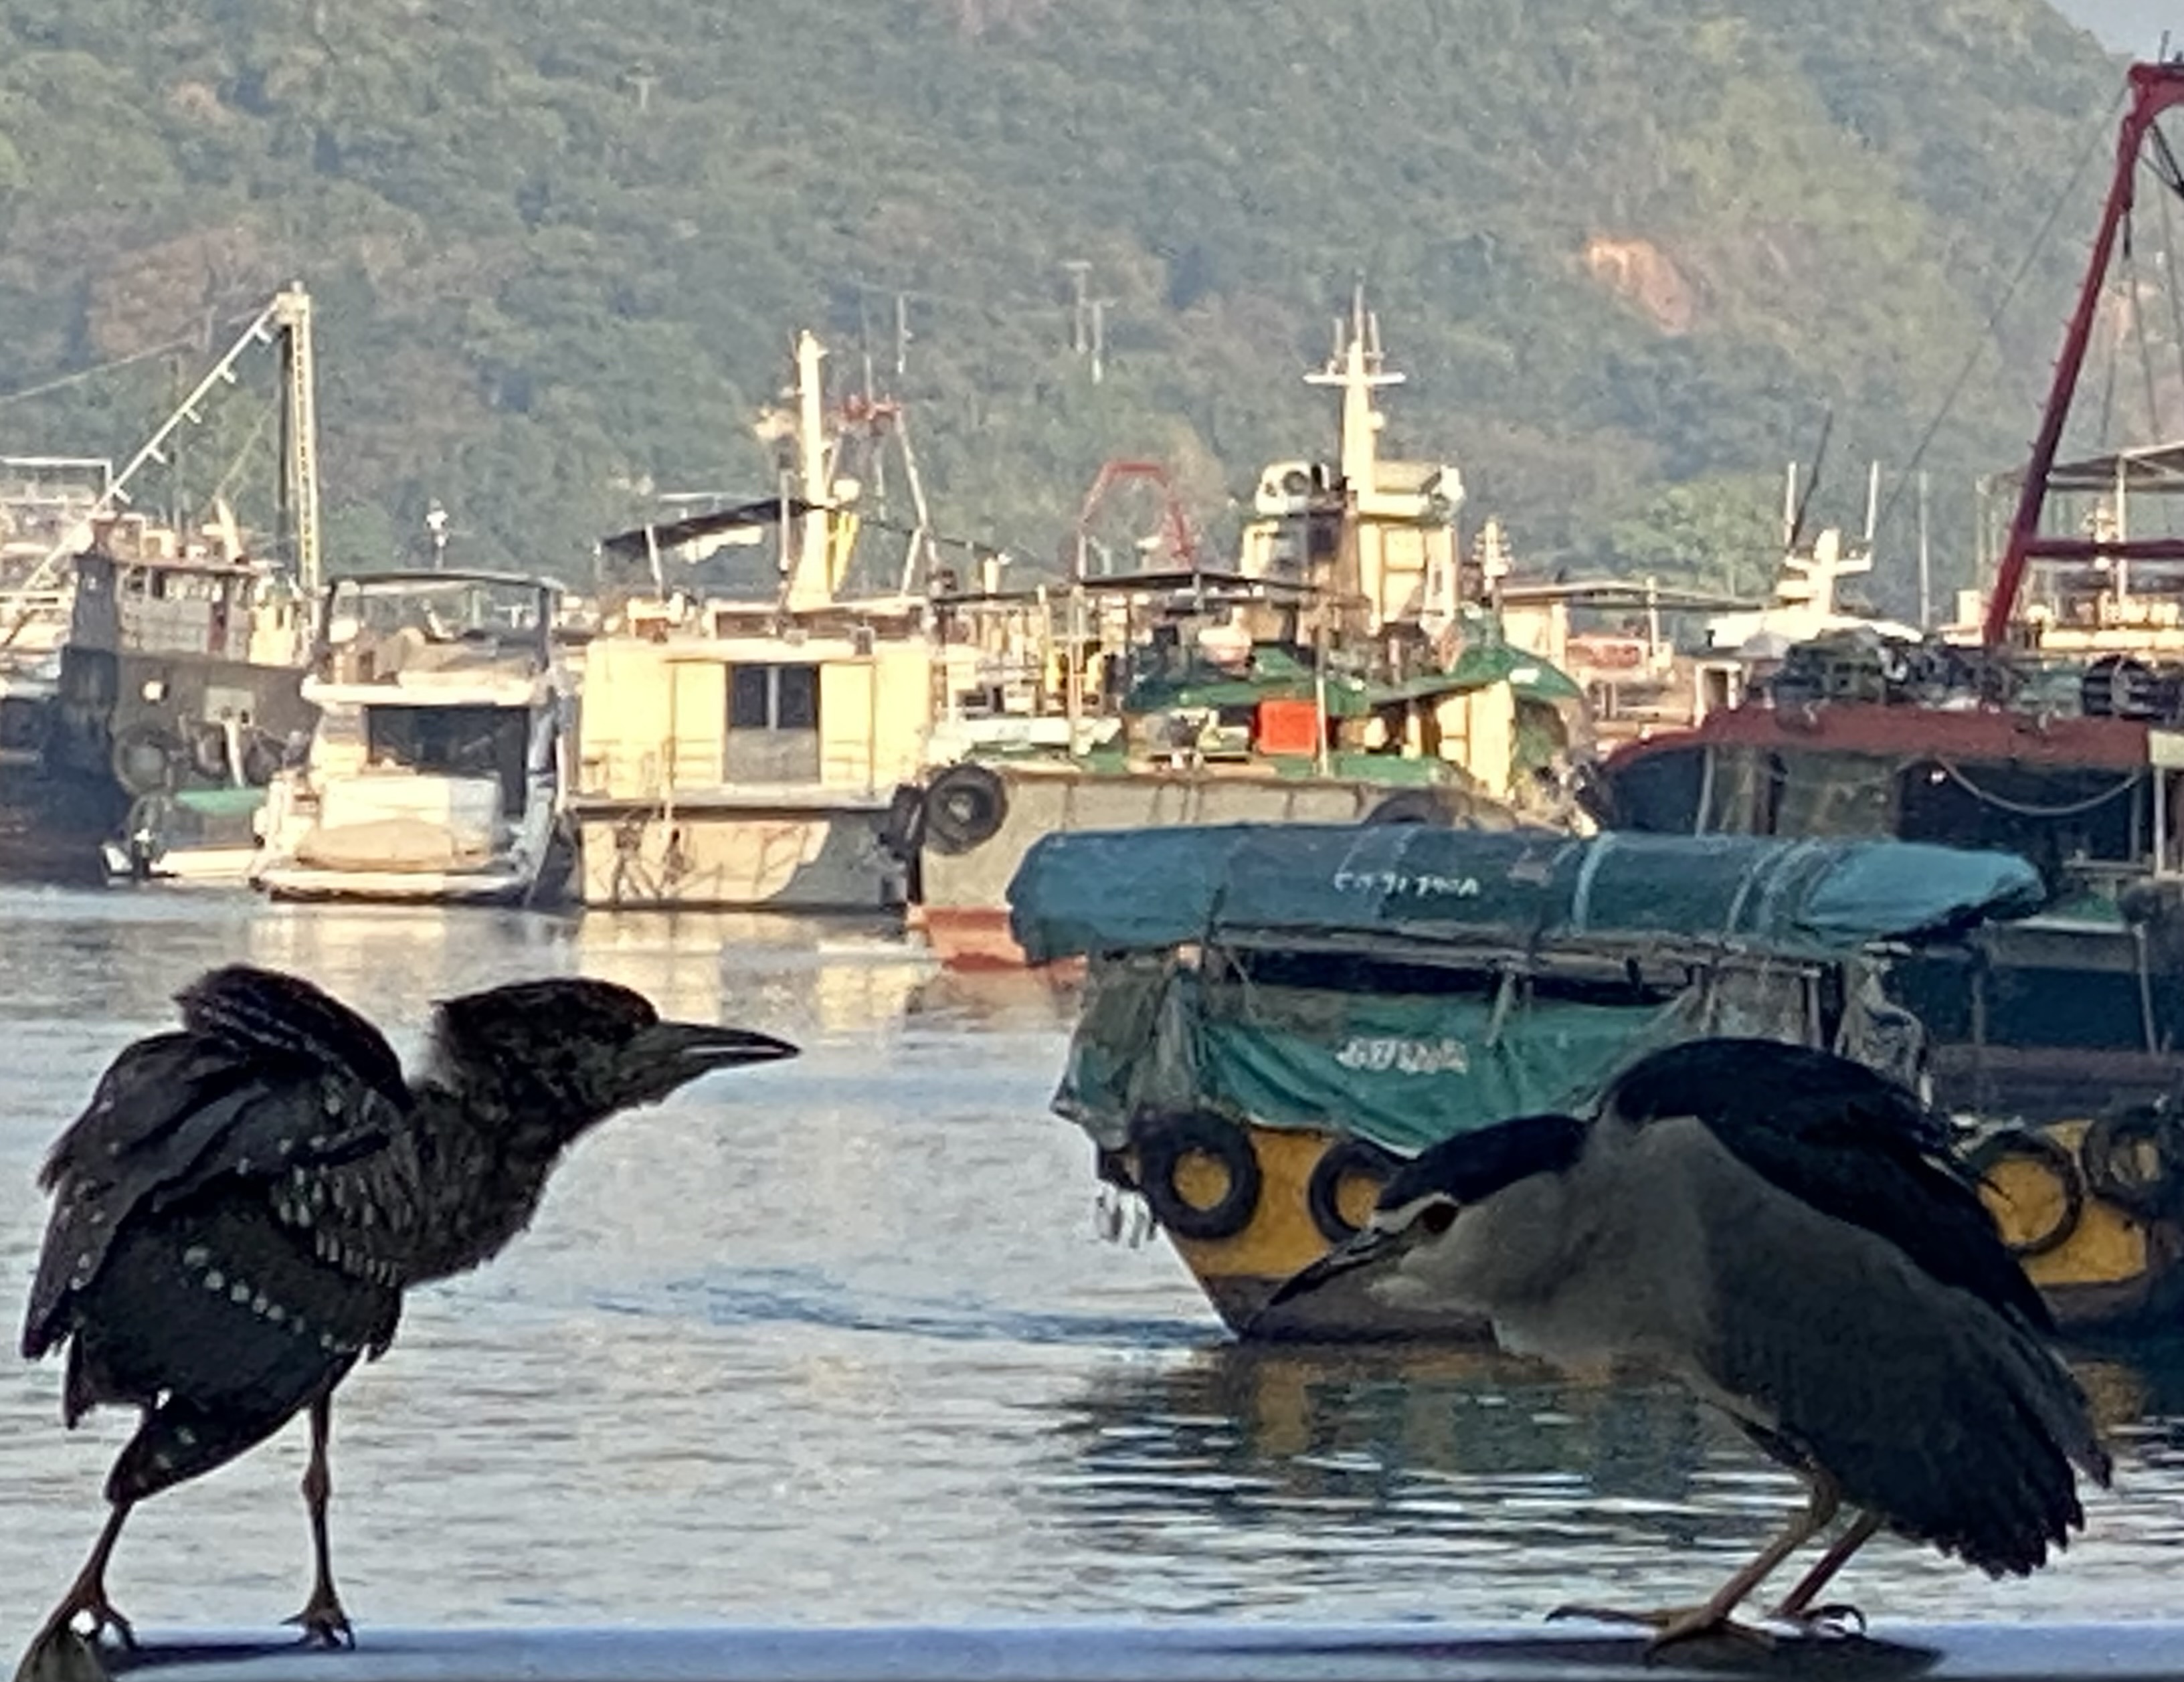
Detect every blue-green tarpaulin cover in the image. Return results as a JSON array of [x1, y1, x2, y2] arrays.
[[1010, 826, 2046, 965], [1054, 959, 1724, 1156]]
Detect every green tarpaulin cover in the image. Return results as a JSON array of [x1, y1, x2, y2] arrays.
[[1010, 827, 2046, 965], [1028, 827, 2044, 1155]]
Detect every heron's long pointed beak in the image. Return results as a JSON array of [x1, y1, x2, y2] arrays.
[[1263, 1222, 1406, 1314], [644, 1020, 802, 1072]]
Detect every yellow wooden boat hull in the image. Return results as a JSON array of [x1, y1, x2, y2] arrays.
[[1129, 1116, 2184, 1343]]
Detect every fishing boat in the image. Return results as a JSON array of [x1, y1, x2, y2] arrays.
[[1006, 823, 2181, 1341], [569, 330, 976, 911], [1592, 60, 2184, 1335], [0, 292, 325, 881], [1518, 465, 1922, 752], [907, 298, 1589, 969], [252, 571, 574, 905]]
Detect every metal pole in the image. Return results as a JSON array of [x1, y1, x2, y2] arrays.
[[1985, 64, 2184, 646], [1916, 471, 1932, 632]]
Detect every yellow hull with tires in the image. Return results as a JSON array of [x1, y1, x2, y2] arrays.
[[1127, 1111, 2184, 1343]]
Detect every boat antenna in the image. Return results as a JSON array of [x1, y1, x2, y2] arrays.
[[1785, 409, 1833, 553]]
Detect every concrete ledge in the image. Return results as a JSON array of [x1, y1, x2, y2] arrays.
[[86, 1622, 2184, 1682]]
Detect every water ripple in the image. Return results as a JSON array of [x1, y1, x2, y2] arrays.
[[2, 895, 2183, 1645]]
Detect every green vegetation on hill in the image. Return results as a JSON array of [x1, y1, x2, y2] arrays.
[[0, 0, 2129, 605]]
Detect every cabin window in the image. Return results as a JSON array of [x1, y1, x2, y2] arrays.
[[1703, 748, 1770, 834], [725, 662, 822, 782], [1605, 745, 1706, 832], [1896, 760, 2143, 885], [364, 704, 531, 816], [1773, 753, 1894, 838]]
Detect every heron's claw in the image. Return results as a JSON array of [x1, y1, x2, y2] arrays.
[[13, 1626, 112, 1682], [284, 1588, 355, 1650], [1545, 1604, 1774, 1655], [1770, 1600, 1867, 1637], [39, 1588, 136, 1654], [14, 1585, 136, 1682]]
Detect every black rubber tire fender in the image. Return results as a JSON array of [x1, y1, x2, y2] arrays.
[[2078, 1105, 2183, 1224], [1132, 1112, 1263, 1243], [241, 731, 287, 787], [1305, 1135, 1406, 1244], [922, 762, 1008, 855], [879, 781, 927, 862], [1966, 1126, 2086, 1260], [110, 722, 183, 798], [1363, 788, 1448, 826]]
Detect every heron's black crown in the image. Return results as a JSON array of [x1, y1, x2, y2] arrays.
[[425, 975, 796, 1150], [1378, 1113, 1587, 1210]]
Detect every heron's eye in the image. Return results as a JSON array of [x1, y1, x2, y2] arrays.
[[1418, 1202, 1458, 1236]]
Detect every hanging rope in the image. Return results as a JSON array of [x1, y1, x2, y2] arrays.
[[2155, 148, 2184, 415], [1870, 84, 2130, 545], [2126, 232, 2166, 445], [1934, 758, 2141, 817]]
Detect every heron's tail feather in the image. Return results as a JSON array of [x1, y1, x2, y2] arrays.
[[108, 1389, 323, 1505]]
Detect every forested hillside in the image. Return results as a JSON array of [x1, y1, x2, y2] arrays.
[[0, 0, 2130, 602]]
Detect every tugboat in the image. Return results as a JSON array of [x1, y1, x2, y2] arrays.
[[907, 296, 1589, 969], [1596, 60, 2184, 1334]]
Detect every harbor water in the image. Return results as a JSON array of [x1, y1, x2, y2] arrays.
[[2, 889, 2183, 1651]]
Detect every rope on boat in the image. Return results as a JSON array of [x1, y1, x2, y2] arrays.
[[1933, 759, 2141, 818]]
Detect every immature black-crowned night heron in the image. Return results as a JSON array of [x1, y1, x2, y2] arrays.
[[17, 965, 796, 1681], [1269, 1037, 2112, 1648]]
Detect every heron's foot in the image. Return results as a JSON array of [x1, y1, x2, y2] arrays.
[[13, 1585, 135, 1682], [1766, 1600, 1867, 1637], [1546, 1604, 1774, 1654], [32, 1582, 137, 1655], [1547, 1602, 1710, 1630], [12, 1625, 112, 1682], [284, 1585, 355, 1650]]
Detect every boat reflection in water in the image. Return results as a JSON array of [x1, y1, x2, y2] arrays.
[[73, 899, 946, 1046], [569, 910, 937, 1039], [1037, 1339, 2184, 1622]]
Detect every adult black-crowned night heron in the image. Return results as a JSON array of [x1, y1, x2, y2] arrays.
[[17, 964, 796, 1679], [1269, 1037, 2112, 1648]]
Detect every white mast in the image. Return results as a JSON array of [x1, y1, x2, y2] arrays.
[[784, 329, 834, 610]]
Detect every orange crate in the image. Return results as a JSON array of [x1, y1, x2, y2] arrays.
[[1255, 698, 1322, 756]]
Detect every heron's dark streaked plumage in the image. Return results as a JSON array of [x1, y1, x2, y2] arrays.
[[18, 963, 796, 1675], [1272, 1036, 2110, 1646]]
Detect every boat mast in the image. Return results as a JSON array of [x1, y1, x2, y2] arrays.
[[275, 284, 322, 597], [1304, 287, 1402, 638], [0, 284, 319, 609], [784, 329, 834, 611], [1984, 62, 2184, 648]]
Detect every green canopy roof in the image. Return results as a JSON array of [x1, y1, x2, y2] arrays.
[[1010, 826, 2047, 965], [1122, 635, 1584, 717]]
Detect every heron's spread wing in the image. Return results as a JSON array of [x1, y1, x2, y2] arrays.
[[176, 964, 407, 1103], [22, 1004, 410, 1361], [1605, 1038, 2051, 1332], [1698, 1172, 2108, 1576]]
